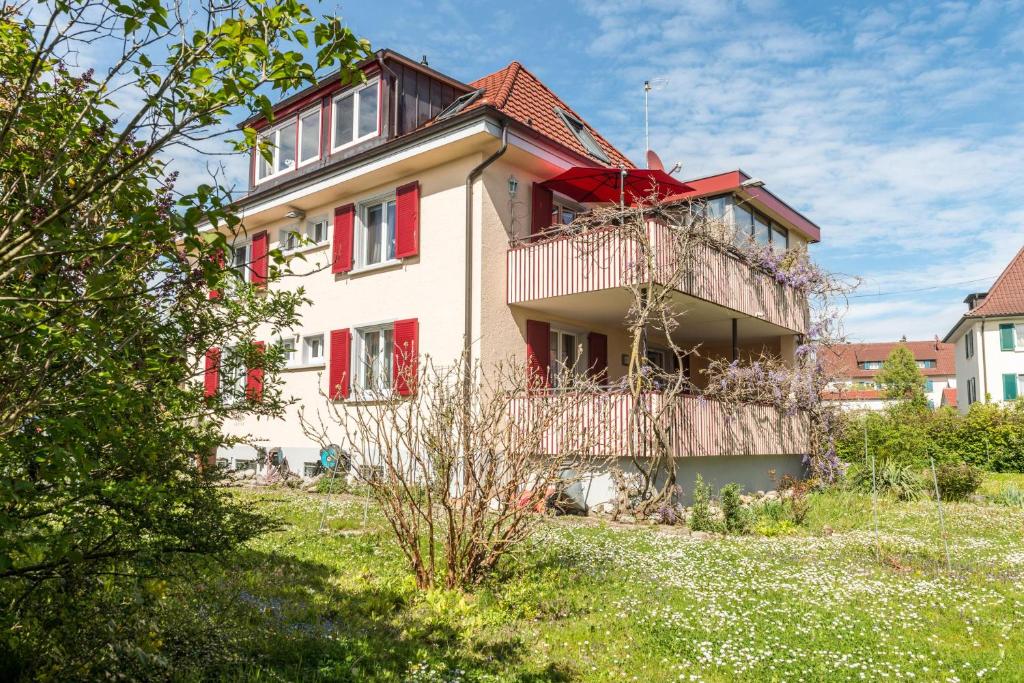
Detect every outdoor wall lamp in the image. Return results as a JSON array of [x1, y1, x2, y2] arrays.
[[508, 175, 519, 198], [284, 206, 305, 220]]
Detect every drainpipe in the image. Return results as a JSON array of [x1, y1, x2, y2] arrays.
[[980, 320, 988, 401], [731, 318, 739, 363], [376, 54, 400, 137], [463, 123, 509, 367]]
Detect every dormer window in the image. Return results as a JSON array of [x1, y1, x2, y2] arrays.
[[332, 78, 380, 151], [554, 107, 609, 163], [255, 105, 321, 183], [434, 89, 482, 122]]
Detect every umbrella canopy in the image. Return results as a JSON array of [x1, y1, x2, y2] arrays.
[[540, 166, 690, 206]]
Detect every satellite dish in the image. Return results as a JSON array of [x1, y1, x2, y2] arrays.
[[320, 444, 341, 469], [645, 149, 665, 171]]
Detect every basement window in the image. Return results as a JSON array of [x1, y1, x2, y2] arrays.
[[554, 107, 610, 163], [434, 89, 483, 122]]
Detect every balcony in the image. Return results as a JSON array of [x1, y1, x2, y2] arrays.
[[515, 392, 810, 459], [507, 221, 809, 335]]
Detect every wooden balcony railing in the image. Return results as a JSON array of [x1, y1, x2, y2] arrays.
[[511, 391, 810, 459], [507, 221, 809, 333]]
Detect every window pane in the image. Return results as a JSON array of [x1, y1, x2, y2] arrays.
[[386, 200, 396, 260], [549, 331, 558, 385], [365, 203, 383, 265], [381, 329, 393, 389], [299, 110, 320, 162], [357, 83, 378, 138], [231, 244, 248, 280], [276, 120, 296, 173], [257, 145, 272, 179], [754, 215, 770, 245], [706, 196, 729, 219], [1016, 324, 1024, 347], [732, 205, 752, 243], [308, 219, 327, 244], [363, 330, 380, 389], [562, 333, 577, 370], [771, 224, 788, 249], [334, 94, 354, 146]]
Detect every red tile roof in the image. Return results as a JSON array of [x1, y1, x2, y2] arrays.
[[466, 62, 634, 168], [821, 389, 886, 401], [965, 246, 1024, 317], [820, 340, 956, 379], [941, 387, 957, 407]]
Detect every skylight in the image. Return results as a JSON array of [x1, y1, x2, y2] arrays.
[[555, 107, 610, 163], [434, 89, 483, 122]]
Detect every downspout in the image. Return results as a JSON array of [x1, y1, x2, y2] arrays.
[[980, 320, 988, 402], [376, 54, 400, 137], [463, 123, 509, 367]]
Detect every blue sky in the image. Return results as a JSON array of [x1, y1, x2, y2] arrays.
[[173, 0, 1024, 343]]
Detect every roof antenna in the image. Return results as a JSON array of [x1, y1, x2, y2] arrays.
[[420, 54, 429, 66], [643, 78, 668, 154]]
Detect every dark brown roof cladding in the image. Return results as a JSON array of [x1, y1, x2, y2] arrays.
[[965, 246, 1024, 317], [821, 340, 955, 379], [465, 62, 634, 168]]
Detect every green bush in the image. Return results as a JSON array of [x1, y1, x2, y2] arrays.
[[847, 461, 923, 501], [719, 483, 750, 534], [934, 463, 983, 502], [994, 484, 1024, 507], [689, 475, 716, 532], [837, 399, 1024, 474]]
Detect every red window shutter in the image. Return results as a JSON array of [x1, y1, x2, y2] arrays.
[[208, 249, 224, 300], [587, 332, 608, 382], [332, 204, 355, 274], [526, 319, 551, 388], [251, 231, 268, 287], [392, 318, 419, 396], [394, 181, 420, 259], [530, 183, 553, 240], [204, 347, 220, 397], [329, 328, 351, 400], [246, 341, 265, 401]]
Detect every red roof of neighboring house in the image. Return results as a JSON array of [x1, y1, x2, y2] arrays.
[[467, 62, 634, 168], [941, 387, 957, 407], [821, 389, 886, 401], [820, 340, 955, 379], [964, 246, 1024, 318]]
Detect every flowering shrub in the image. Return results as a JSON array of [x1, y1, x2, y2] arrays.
[[935, 463, 983, 502]]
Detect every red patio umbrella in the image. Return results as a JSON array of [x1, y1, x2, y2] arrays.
[[540, 166, 691, 206]]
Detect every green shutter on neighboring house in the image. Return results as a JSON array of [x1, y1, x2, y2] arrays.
[[1000, 323, 1016, 351], [1003, 373, 1018, 401]]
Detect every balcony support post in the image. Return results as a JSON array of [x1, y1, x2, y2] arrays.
[[731, 318, 739, 363]]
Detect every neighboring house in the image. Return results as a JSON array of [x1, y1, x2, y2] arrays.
[[820, 340, 956, 410], [944, 246, 1024, 413], [205, 49, 822, 506]]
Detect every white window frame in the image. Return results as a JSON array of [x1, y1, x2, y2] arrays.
[[219, 346, 247, 397], [554, 107, 609, 163], [548, 326, 587, 388], [278, 225, 302, 252], [965, 330, 975, 359], [255, 117, 299, 184], [279, 215, 330, 255], [227, 238, 252, 284], [1016, 323, 1024, 350], [303, 333, 325, 366], [354, 322, 395, 395], [551, 194, 584, 228], [297, 106, 322, 167], [331, 78, 381, 153], [306, 215, 329, 246], [355, 193, 397, 270]]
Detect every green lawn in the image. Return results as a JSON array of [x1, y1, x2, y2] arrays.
[[176, 475, 1024, 682]]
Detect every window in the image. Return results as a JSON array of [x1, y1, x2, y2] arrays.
[[706, 196, 730, 220], [925, 379, 934, 392], [1018, 324, 1024, 349], [965, 330, 975, 359], [857, 360, 883, 370], [434, 88, 483, 122], [256, 120, 296, 182], [298, 108, 321, 165], [916, 359, 937, 369], [303, 334, 325, 365], [279, 227, 301, 252], [732, 204, 753, 245], [303, 461, 322, 478], [356, 324, 394, 393], [219, 347, 247, 398], [279, 335, 298, 366], [1003, 373, 1021, 401], [551, 199, 580, 227], [234, 459, 255, 471], [771, 224, 788, 250], [359, 196, 396, 267], [229, 242, 250, 282], [554, 107, 610, 163], [999, 323, 1017, 351], [754, 214, 770, 246], [548, 329, 585, 387], [307, 216, 329, 245], [332, 79, 379, 151], [216, 457, 229, 469], [967, 377, 977, 405]]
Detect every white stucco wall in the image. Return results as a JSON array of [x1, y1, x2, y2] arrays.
[[952, 317, 1024, 413]]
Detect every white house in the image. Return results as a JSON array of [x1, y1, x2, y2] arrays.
[[943, 246, 1024, 412], [203, 49, 824, 506]]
